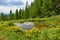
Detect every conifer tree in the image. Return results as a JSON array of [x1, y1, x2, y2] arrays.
[[25, 1, 29, 19], [9, 10, 14, 20], [15, 9, 19, 20], [18, 8, 22, 19], [0, 13, 5, 21]]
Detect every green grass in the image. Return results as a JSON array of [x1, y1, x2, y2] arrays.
[[0, 15, 60, 40]]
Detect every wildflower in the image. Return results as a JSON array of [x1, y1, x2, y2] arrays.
[[58, 37, 60, 39]]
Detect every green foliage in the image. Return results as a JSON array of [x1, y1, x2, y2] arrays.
[[0, 0, 60, 21], [0, 0, 60, 39], [15, 9, 19, 20], [0, 13, 5, 21], [9, 10, 15, 20], [0, 15, 60, 40], [18, 9, 22, 19], [8, 22, 14, 26]]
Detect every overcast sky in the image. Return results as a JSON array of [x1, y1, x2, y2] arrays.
[[0, 0, 34, 14]]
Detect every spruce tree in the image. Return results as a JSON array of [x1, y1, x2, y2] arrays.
[[25, 1, 29, 19], [18, 9, 22, 19], [15, 9, 19, 20], [9, 10, 14, 20], [0, 13, 5, 21]]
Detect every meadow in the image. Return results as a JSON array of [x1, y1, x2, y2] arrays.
[[0, 15, 60, 40], [0, 0, 60, 40]]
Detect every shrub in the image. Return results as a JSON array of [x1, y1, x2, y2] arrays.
[[0, 34, 8, 40], [8, 22, 14, 26]]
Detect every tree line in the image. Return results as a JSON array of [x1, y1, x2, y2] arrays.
[[0, 0, 60, 21]]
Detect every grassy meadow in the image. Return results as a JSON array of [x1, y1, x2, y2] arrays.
[[0, 0, 60, 40], [0, 15, 60, 40]]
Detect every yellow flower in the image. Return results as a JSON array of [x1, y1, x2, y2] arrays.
[[25, 30, 28, 33], [56, 28, 60, 29], [19, 28, 24, 31], [29, 30, 33, 33], [25, 32, 31, 37], [58, 37, 60, 39], [6, 26, 18, 31]]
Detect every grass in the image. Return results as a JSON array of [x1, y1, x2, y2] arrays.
[[0, 15, 60, 40]]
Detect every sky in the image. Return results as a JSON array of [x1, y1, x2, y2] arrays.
[[0, 0, 34, 14]]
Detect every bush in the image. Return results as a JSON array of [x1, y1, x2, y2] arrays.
[[8, 22, 14, 26], [0, 34, 8, 40]]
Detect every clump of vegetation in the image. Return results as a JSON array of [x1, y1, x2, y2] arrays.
[[0, 34, 8, 40], [8, 22, 14, 26]]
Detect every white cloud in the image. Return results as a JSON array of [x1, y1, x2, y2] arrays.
[[0, 5, 21, 14], [0, 0, 34, 14]]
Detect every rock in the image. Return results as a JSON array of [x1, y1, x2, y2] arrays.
[[21, 22, 35, 30], [14, 22, 22, 27], [14, 22, 35, 30]]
